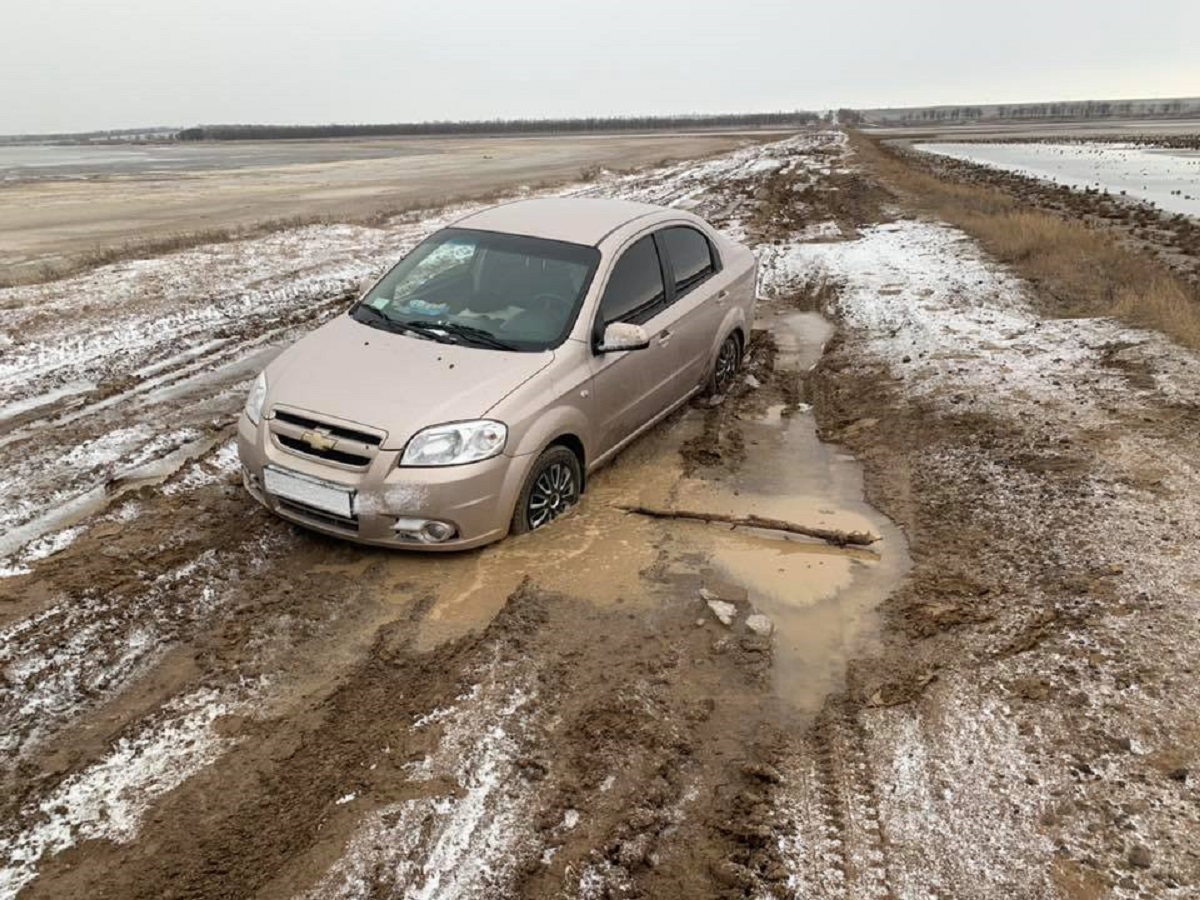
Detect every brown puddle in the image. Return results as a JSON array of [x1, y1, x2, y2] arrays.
[[351, 311, 909, 711], [364, 429, 683, 651], [665, 311, 910, 712]]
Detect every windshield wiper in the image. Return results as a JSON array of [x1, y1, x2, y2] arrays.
[[395, 319, 456, 345], [430, 321, 520, 351], [397, 319, 518, 351], [352, 304, 405, 333]]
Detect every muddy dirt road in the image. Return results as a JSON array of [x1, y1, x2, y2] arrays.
[[3, 131, 1200, 898]]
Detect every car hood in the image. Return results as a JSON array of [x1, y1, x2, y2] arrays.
[[265, 315, 553, 449]]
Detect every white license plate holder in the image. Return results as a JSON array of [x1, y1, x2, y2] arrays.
[[263, 466, 354, 518]]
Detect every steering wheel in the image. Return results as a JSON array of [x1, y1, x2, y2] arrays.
[[529, 292, 567, 315]]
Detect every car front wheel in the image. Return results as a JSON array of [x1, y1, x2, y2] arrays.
[[511, 446, 582, 535]]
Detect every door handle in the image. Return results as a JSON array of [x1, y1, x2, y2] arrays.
[[716, 289, 729, 305], [656, 330, 672, 346]]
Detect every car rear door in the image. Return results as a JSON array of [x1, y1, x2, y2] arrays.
[[654, 225, 728, 391], [587, 234, 678, 459]]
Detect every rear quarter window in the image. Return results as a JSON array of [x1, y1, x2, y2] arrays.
[[659, 226, 717, 295]]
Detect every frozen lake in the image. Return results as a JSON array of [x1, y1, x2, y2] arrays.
[[918, 141, 1200, 217]]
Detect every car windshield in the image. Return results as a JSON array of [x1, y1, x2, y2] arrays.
[[351, 227, 601, 351]]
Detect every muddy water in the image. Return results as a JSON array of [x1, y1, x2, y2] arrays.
[[367, 421, 686, 651], [354, 309, 909, 715], [679, 312, 910, 712]]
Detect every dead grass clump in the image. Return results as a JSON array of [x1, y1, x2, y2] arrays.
[[1112, 276, 1200, 348], [851, 132, 1200, 349]]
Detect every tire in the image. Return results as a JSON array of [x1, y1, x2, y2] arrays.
[[510, 446, 582, 535], [706, 333, 741, 397]]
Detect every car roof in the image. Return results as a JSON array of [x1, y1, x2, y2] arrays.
[[451, 197, 671, 247]]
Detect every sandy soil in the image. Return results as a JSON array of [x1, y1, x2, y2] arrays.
[[2, 129, 1199, 899], [0, 132, 772, 283]]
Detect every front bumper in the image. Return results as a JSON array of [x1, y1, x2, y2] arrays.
[[237, 413, 530, 551]]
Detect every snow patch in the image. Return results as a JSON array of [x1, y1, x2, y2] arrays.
[[0, 688, 241, 897], [303, 672, 535, 900]]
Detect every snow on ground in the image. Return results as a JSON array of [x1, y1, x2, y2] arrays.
[[0, 555, 221, 758], [0, 686, 247, 899], [303, 668, 536, 900], [864, 679, 1056, 898], [160, 438, 240, 496], [0, 526, 86, 578], [0, 521, 289, 764], [766, 220, 1148, 420]]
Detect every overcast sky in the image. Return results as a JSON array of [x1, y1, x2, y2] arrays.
[[3, 0, 1197, 134]]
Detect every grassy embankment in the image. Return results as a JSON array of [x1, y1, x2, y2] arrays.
[[849, 132, 1200, 349]]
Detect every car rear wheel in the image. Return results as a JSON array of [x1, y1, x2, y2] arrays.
[[511, 446, 582, 535], [707, 333, 741, 397]]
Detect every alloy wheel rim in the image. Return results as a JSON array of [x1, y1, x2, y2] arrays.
[[715, 339, 738, 394], [527, 462, 578, 529]]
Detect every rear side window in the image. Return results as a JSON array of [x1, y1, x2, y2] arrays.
[[598, 236, 666, 325], [659, 226, 716, 295]]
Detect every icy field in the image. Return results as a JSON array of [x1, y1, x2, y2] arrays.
[[920, 141, 1200, 217]]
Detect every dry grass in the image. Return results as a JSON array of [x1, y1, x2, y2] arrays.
[[850, 132, 1200, 350]]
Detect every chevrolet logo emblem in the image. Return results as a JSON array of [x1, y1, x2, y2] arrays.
[[300, 428, 338, 452]]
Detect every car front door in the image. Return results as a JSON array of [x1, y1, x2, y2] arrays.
[[588, 233, 679, 460]]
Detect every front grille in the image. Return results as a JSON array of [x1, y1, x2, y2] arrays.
[[277, 435, 371, 467], [276, 497, 360, 533], [273, 410, 382, 446], [269, 407, 386, 470]]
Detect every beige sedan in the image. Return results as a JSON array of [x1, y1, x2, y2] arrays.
[[237, 197, 757, 549]]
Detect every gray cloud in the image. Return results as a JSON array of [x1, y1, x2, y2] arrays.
[[2, 0, 1196, 134]]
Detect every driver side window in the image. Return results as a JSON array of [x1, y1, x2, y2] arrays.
[[598, 236, 666, 326]]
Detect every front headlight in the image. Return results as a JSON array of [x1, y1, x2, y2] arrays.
[[401, 420, 507, 467], [244, 371, 268, 425]]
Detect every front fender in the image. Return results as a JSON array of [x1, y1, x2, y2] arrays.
[[507, 403, 593, 467]]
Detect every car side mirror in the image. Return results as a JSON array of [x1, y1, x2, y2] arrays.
[[597, 322, 651, 353], [357, 274, 379, 298]]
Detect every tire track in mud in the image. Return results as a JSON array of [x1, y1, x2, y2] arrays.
[[810, 702, 893, 900], [771, 705, 896, 900], [17, 575, 795, 900], [0, 291, 352, 561]]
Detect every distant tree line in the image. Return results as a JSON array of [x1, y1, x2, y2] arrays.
[[860, 97, 1199, 126], [176, 112, 819, 141], [0, 125, 177, 145]]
